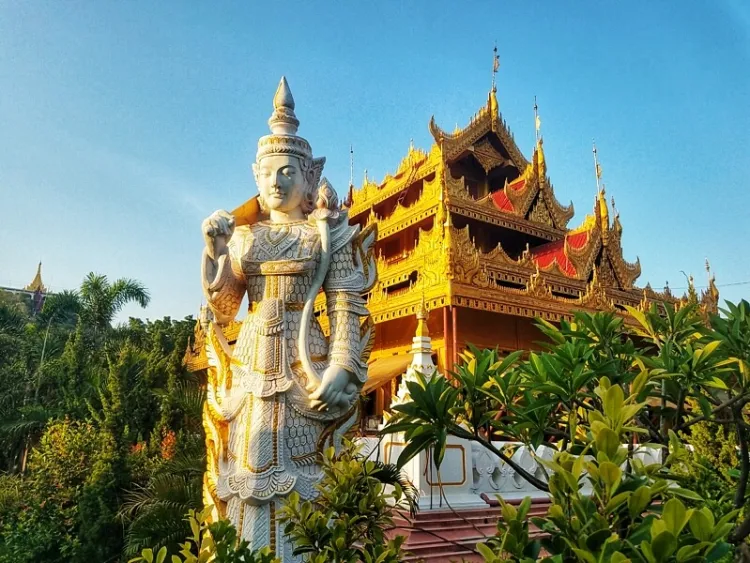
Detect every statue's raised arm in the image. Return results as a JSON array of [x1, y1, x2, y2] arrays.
[[201, 209, 246, 325], [200, 77, 377, 562]]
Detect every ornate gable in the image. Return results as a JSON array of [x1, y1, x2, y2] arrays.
[[429, 90, 529, 171]]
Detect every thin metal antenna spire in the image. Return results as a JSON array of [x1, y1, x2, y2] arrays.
[[349, 144, 354, 188], [491, 43, 499, 92], [534, 96, 541, 142], [592, 141, 602, 191]]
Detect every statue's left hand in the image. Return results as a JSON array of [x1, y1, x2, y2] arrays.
[[309, 365, 357, 412]]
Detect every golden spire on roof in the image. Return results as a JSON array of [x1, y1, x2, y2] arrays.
[[415, 294, 430, 338], [597, 185, 610, 235], [24, 262, 46, 293], [593, 142, 609, 237]]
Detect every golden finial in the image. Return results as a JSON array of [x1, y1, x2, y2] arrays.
[[597, 184, 609, 232], [415, 293, 430, 337], [534, 96, 541, 142], [445, 208, 453, 228]]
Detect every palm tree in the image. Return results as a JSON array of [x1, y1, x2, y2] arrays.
[[120, 451, 205, 556], [36, 289, 82, 328], [79, 273, 150, 331]]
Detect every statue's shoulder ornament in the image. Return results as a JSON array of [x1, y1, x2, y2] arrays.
[[324, 211, 377, 294], [329, 211, 360, 254]]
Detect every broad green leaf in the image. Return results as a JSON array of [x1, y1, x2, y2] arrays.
[[704, 377, 728, 390], [585, 528, 613, 551], [640, 541, 657, 563], [572, 548, 597, 563], [676, 544, 702, 561], [662, 498, 691, 536], [603, 384, 625, 420], [596, 427, 620, 459], [669, 488, 703, 502], [705, 541, 731, 561], [599, 461, 622, 488], [688, 509, 713, 542], [651, 530, 678, 561], [605, 491, 632, 515], [475, 542, 496, 560], [629, 486, 652, 518]]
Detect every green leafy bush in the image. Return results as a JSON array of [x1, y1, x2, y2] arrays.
[[278, 441, 413, 563]]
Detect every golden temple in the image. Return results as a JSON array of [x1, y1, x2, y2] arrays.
[[185, 85, 719, 423]]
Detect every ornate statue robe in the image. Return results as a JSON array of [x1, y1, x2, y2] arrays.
[[202, 216, 375, 560]]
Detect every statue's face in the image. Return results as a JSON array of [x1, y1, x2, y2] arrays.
[[255, 154, 307, 213]]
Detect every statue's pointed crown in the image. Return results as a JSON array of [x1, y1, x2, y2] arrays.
[[256, 77, 313, 161]]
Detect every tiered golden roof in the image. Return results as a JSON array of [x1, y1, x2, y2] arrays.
[[342, 87, 713, 327]]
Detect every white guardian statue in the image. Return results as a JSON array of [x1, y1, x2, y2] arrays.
[[199, 77, 377, 561]]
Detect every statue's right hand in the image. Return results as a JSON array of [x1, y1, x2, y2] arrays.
[[202, 210, 235, 260]]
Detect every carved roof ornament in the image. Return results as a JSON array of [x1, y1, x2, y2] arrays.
[[485, 137, 573, 229], [700, 259, 720, 317], [525, 264, 552, 298], [578, 267, 615, 311], [664, 281, 673, 298], [429, 88, 529, 171], [519, 242, 532, 266], [638, 289, 650, 313], [450, 225, 482, 284], [469, 137, 505, 173]]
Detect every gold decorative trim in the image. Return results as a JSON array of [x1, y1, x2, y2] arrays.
[[383, 442, 467, 486]]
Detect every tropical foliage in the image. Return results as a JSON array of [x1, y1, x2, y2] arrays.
[[279, 441, 415, 563], [0, 275, 201, 563], [130, 440, 414, 563], [383, 300, 750, 562], [129, 507, 278, 563]]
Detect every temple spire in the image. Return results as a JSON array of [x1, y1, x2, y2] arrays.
[[24, 261, 46, 293], [534, 96, 541, 142]]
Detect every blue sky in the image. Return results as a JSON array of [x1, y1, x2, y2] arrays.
[[1, 1, 748, 322]]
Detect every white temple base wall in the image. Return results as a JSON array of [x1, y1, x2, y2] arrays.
[[377, 433, 488, 510]]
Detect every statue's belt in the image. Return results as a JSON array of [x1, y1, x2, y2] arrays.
[[243, 258, 317, 276], [248, 300, 305, 313]]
